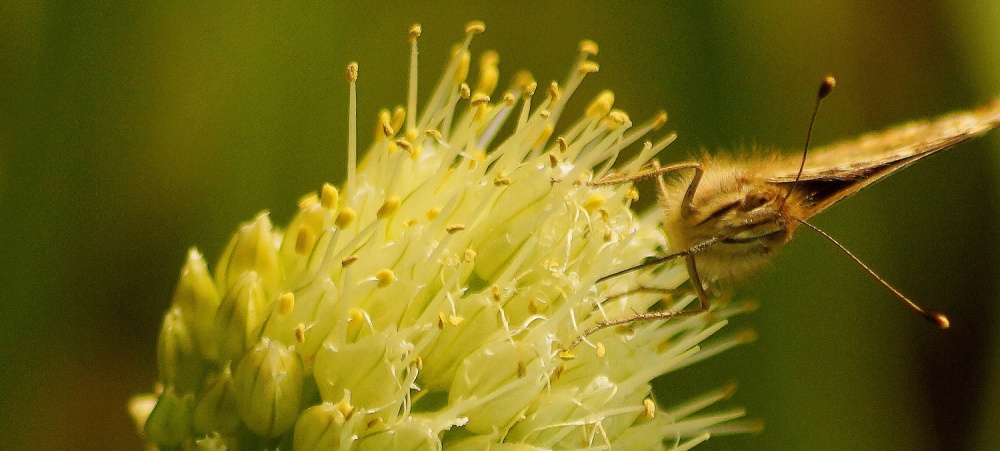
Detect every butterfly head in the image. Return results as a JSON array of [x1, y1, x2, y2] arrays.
[[663, 165, 795, 280]]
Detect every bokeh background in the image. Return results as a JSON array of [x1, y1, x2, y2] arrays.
[[2, 1, 999, 449]]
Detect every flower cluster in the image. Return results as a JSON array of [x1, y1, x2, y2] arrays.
[[130, 21, 753, 450]]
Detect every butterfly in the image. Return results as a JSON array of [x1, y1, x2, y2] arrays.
[[568, 77, 1000, 350]]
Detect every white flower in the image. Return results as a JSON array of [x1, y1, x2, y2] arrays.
[[132, 21, 754, 450]]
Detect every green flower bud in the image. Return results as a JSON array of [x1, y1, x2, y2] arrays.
[[293, 399, 360, 451], [233, 338, 304, 437], [193, 366, 241, 434], [171, 248, 222, 360], [354, 418, 439, 451], [215, 213, 282, 299], [214, 271, 267, 363], [193, 432, 237, 451], [449, 340, 547, 434], [157, 307, 203, 394], [144, 389, 193, 447], [314, 330, 408, 411]]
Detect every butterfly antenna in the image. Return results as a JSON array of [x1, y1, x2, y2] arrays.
[[790, 215, 950, 329], [783, 75, 837, 206]]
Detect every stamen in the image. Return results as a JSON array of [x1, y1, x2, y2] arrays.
[[375, 269, 395, 288], [475, 51, 500, 96], [407, 24, 421, 134], [334, 207, 356, 229], [320, 183, 339, 210], [345, 62, 358, 194], [276, 292, 295, 317], [579, 39, 599, 56]]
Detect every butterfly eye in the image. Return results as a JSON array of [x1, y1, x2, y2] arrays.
[[698, 200, 740, 225], [743, 193, 769, 210]]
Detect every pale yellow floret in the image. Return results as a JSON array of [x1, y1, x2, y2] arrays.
[[535, 124, 554, 147], [336, 397, 356, 420], [424, 129, 442, 141], [453, 48, 471, 83], [551, 364, 565, 383], [294, 323, 306, 343], [390, 106, 405, 136], [653, 110, 668, 130], [557, 136, 568, 153], [547, 81, 560, 102], [470, 93, 490, 106], [376, 109, 395, 140], [606, 109, 631, 129], [579, 39, 599, 56], [475, 50, 499, 96], [586, 90, 615, 119], [375, 269, 395, 288], [583, 193, 606, 212], [334, 207, 356, 229], [502, 92, 516, 107], [578, 60, 600, 74], [643, 398, 656, 418], [347, 308, 366, 323], [345, 62, 358, 82], [522, 81, 537, 98], [464, 20, 485, 35], [407, 23, 421, 42], [514, 70, 534, 90], [294, 226, 315, 255], [395, 139, 412, 153], [298, 192, 319, 209], [320, 183, 339, 209], [376, 196, 402, 220], [276, 292, 295, 317]]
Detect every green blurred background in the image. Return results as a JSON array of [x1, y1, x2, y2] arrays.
[[2, 1, 999, 449]]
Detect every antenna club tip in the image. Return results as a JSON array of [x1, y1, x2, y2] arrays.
[[818, 75, 836, 99], [929, 312, 950, 329]]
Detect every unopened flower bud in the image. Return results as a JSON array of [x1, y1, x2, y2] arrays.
[[143, 389, 193, 447], [233, 338, 304, 437], [193, 366, 241, 434], [157, 308, 202, 394], [170, 248, 221, 360], [214, 271, 268, 363]]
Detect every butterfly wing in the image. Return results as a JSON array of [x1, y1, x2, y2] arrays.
[[768, 99, 1000, 220]]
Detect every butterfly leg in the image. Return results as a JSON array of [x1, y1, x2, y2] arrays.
[[564, 261, 709, 353], [590, 159, 703, 190], [565, 162, 714, 352]]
